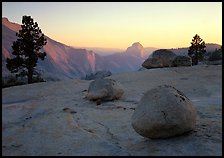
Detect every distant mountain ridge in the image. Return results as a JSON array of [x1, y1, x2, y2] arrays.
[[2, 17, 21, 32], [74, 46, 124, 56], [2, 17, 100, 80], [169, 43, 221, 57], [2, 17, 221, 81], [2, 17, 148, 80]]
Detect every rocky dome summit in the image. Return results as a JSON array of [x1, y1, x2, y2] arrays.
[[126, 42, 145, 58]]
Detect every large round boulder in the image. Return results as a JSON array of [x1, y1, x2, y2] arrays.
[[86, 78, 124, 102], [131, 85, 197, 139]]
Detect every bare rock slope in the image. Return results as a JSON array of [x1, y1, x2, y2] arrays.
[[2, 65, 222, 156]]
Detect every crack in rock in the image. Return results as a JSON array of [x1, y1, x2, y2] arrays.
[[124, 100, 138, 104], [69, 112, 127, 153], [62, 107, 77, 114], [161, 110, 168, 122], [96, 122, 123, 150], [68, 113, 131, 156], [68, 113, 97, 136]]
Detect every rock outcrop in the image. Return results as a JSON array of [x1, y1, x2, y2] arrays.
[[131, 85, 197, 139], [2, 65, 222, 156], [152, 49, 177, 66], [86, 79, 124, 103], [142, 49, 177, 69], [142, 58, 163, 69]]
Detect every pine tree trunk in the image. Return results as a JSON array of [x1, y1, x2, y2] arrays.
[[28, 68, 33, 84], [195, 59, 198, 65]]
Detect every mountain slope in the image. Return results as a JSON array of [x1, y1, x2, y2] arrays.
[[2, 17, 221, 81], [102, 53, 143, 73], [2, 17, 100, 80], [2, 17, 21, 32], [2, 17, 148, 80]]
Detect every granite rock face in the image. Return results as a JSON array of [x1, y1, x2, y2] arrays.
[[131, 85, 197, 139], [2, 65, 222, 156], [142, 58, 164, 69], [151, 49, 177, 67], [125, 42, 145, 58], [142, 49, 177, 69]]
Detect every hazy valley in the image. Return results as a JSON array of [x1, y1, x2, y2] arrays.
[[2, 17, 221, 81]]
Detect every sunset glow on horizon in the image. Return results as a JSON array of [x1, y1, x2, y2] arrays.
[[2, 2, 222, 49]]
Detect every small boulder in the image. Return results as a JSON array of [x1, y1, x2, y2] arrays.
[[131, 85, 196, 139], [86, 79, 124, 102], [172, 56, 192, 67]]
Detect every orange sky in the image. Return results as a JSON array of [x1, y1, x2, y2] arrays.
[[2, 2, 222, 49]]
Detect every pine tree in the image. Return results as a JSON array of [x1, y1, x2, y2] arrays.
[[188, 34, 206, 65], [6, 15, 47, 84], [208, 46, 222, 61]]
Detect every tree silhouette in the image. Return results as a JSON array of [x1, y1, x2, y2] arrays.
[[208, 46, 222, 61], [188, 34, 206, 65], [6, 15, 47, 84]]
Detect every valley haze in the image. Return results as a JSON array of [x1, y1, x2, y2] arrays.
[[2, 17, 221, 81]]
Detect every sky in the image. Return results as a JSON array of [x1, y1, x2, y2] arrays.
[[2, 2, 222, 49]]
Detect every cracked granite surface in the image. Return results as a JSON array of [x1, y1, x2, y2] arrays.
[[2, 65, 222, 156]]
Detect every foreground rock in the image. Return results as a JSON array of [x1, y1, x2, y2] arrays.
[[86, 78, 124, 102], [2, 65, 222, 156], [131, 85, 197, 138]]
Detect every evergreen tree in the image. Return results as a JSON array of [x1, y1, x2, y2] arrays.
[[188, 34, 206, 65], [6, 15, 47, 84], [208, 46, 222, 61]]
